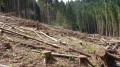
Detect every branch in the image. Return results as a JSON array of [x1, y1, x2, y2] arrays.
[[0, 27, 60, 48]]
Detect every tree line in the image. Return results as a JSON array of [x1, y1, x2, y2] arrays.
[[0, 0, 41, 21], [0, 0, 120, 37]]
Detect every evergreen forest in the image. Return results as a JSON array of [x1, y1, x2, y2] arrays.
[[0, 0, 120, 37]]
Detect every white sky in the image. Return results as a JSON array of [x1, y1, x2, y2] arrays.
[[58, 0, 73, 3], [36, 0, 74, 3]]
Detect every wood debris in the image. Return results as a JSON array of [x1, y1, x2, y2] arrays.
[[0, 14, 120, 67]]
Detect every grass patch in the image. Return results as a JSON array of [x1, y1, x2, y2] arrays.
[[82, 43, 96, 53]]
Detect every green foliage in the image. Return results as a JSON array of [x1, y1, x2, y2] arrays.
[[0, 0, 3, 6], [41, 53, 46, 59], [1, 0, 120, 37], [83, 43, 96, 53], [69, 56, 75, 61], [8, 64, 13, 67], [24, 55, 34, 64]]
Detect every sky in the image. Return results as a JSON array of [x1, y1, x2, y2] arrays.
[[36, 0, 75, 3], [58, 0, 68, 3], [58, 0, 75, 3]]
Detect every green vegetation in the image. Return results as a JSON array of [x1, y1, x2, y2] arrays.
[[24, 55, 34, 64], [0, 0, 120, 37], [4, 51, 13, 58], [41, 53, 46, 59], [0, 0, 3, 6], [8, 64, 13, 67], [69, 56, 75, 61], [79, 41, 96, 53], [82, 43, 96, 53]]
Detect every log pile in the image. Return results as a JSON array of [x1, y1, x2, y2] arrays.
[[95, 45, 120, 67]]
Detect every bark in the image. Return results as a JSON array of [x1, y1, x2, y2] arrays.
[[95, 46, 120, 67]]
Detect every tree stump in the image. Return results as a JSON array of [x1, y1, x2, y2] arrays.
[[42, 50, 53, 66], [78, 55, 87, 67], [0, 29, 3, 35]]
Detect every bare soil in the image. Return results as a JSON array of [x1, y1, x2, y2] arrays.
[[0, 13, 120, 67]]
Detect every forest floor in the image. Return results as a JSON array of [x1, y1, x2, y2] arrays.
[[0, 13, 120, 67]]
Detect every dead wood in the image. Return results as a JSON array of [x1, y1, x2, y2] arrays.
[[0, 27, 91, 57], [0, 64, 9, 67], [69, 48, 91, 57], [42, 50, 55, 65], [37, 30, 58, 42], [107, 52, 120, 62], [17, 43, 45, 50], [0, 27, 60, 48], [95, 47, 106, 57], [4, 34, 13, 41], [95, 46, 120, 67], [19, 26, 58, 42], [1, 24, 6, 28], [52, 52, 79, 58], [100, 38, 108, 44], [0, 23, 91, 57], [33, 30, 42, 39], [13, 26, 25, 33]]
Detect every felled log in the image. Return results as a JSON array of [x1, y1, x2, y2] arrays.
[[18, 43, 45, 50], [19, 26, 58, 42], [95, 47, 108, 67], [95, 47, 120, 67], [107, 52, 120, 62], [100, 38, 108, 44], [37, 50, 87, 59], [0, 27, 60, 48], [0, 27, 91, 57], [95, 47, 120, 58], [69, 48, 91, 57], [42, 51, 88, 66], [52, 52, 90, 67], [37, 31, 58, 42], [95, 47, 106, 57], [13, 26, 25, 33], [0, 64, 9, 67], [52, 52, 78, 58], [33, 30, 42, 39], [52, 52, 93, 67], [4, 34, 13, 41]]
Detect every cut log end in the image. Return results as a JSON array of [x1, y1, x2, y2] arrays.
[[95, 47, 106, 57], [78, 55, 87, 59]]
